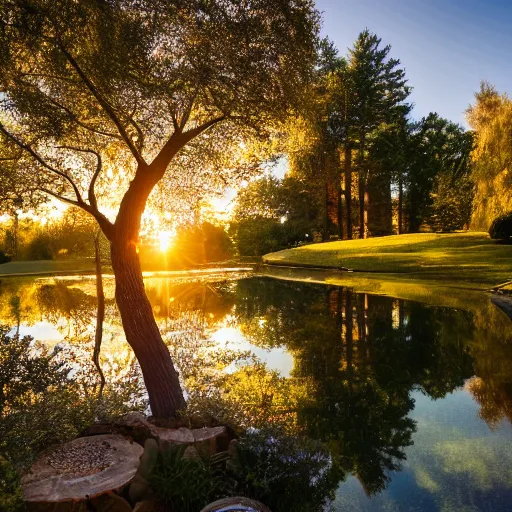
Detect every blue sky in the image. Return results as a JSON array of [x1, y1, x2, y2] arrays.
[[316, 0, 512, 127]]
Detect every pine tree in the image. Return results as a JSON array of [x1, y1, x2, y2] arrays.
[[348, 30, 411, 237]]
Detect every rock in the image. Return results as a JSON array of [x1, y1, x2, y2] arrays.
[[117, 412, 149, 428], [200, 497, 272, 512], [191, 426, 227, 443], [128, 474, 152, 505], [128, 438, 159, 505], [26, 503, 89, 512], [90, 492, 133, 512], [133, 501, 167, 512], [154, 426, 194, 445], [192, 426, 228, 454], [491, 294, 512, 320], [21, 435, 143, 503], [114, 413, 160, 443], [137, 439, 159, 481]]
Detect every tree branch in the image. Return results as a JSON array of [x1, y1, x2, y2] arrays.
[[55, 146, 103, 211], [40, 187, 81, 207], [16, 76, 122, 139], [0, 121, 85, 203], [150, 115, 225, 175], [89, 152, 102, 212], [180, 115, 226, 145], [40, 186, 114, 240], [56, 41, 145, 164]]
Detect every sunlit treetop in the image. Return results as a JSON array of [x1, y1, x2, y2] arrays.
[[0, 0, 320, 234]]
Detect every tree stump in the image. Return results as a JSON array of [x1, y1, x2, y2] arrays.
[[21, 435, 143, 503]]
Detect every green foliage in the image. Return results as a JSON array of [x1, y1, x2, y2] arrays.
[[150, 445, 233, 512], [428, 172, 474, 232], [25, 230, 53, 260], [0, 327, 146, 474], [231, 175, 322, 255], [0, 251, 11, 264], [489, 212, 512, 241], [203, 222, 233, 262], [0, 456, 24, 512], [231, 217, 313, 256]]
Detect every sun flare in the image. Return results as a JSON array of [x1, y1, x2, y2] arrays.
[[158, 230, 175, 252]]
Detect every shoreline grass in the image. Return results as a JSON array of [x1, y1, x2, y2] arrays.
[[263, 232, 512, 290]]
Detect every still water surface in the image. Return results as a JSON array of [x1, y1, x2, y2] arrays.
[[1, 272, 511, 511]]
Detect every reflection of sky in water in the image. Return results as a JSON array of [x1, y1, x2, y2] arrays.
[[17, 322, 64, 343], [209, 325, 294, 377], [334, 388, 512, 512], [3, 274, 512, 511]]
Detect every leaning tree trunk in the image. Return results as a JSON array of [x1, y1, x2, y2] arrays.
[[110, 237, 186, 418]]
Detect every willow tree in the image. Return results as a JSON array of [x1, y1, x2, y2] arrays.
[[0, 0, 319, 418], [466, 82, 512, 229]]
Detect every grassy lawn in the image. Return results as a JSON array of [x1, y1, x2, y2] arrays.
[[263, 232, 512, 289], [0, 259, 96, 277]]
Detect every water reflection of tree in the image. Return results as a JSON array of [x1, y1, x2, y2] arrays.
[[233, 278, 477, 494], [35, 282, 98, 337], [467, 302, 512, 427], [3, 274, 512, 498]]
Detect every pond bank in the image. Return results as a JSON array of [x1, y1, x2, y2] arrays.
[[262, 232, 512, 291]]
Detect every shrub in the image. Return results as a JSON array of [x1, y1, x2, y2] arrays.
[[489, 212, 512, 241], [231, 218, 314, 256], [0, 327, 146, 506], [0, 251, 11, 264], [150, 445, 234, 512]]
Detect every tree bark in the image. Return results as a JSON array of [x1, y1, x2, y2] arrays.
[[359, 132, 366, 239], [398, 178, 403, 234], [110, 236, 186, 418], [337, 183, 343, 240], [323, 181, 330, 241], [344, 144, 352, 240]]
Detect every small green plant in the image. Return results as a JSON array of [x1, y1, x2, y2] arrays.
[[149, 445, 233, 512], [489, 212, 512, 242]]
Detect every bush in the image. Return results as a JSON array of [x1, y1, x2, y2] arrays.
[[0, 251, 11, 264], [489, 212, 512, 241], [231, 218, 314, 256], [0, 327, 146, 507]]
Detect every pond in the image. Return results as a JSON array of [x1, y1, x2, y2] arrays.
[[1, 271, 511, 511]]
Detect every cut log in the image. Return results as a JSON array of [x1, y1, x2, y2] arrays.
[[21, 435, 143, 502]]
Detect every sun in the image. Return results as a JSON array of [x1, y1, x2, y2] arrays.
[[158, 230, 175, 252]]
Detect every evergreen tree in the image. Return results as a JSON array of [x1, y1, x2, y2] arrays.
[[348, 30, 411, 237]]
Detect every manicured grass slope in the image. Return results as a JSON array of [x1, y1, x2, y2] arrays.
[[263, 232, 512, 288]]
